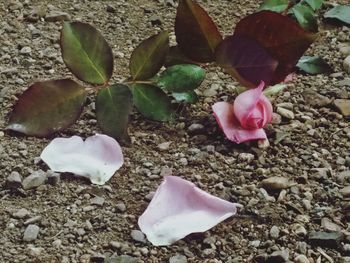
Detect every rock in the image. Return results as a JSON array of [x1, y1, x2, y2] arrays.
[[238, 153, 255, 163], [270, 225, 280, 239], [335, 170, 350, 183], [27, 245, 44, 257], [5, 171, 22, 189], [24, 216, 42, 225], [109, 255, 139, 263], [272, 113, 282, 124], [258, 139, 270, 149], [334, 99, 350, 117], [302, 90, 332, 107], [47, 172, 60, 185], [23, 224, 40, 242], [12, 208, 30, 219], [20, 46, 31, 55], [269, 250, 289, 262], [260, 176, 292, 191], [339, 43, 350, 56], [293, 224, 307, 236], [149, 14, 162, 26], [203, 84, 219, 97], [277, 107, 295, 119], [321, 218, 341, 231], [45, 11, 71, 22], [344, 55, 350, 74], [188, 123, 204, 134], [294, 255, 310, 263], [169, 254, 187, 263], [90, 196, 105, 206], [116, 202, 126, 212], [106, 5, 116, 13], [308, 231, 344, 248], [158, 142, 171, 151], [22, 170, 47, 190], [131, 230, 146, 243], [340, 186, 350, 198]]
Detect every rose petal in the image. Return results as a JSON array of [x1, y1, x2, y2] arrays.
[[233, 81, 266, 127], [40, 134, 124, 185], [138, 176, 238, 246], [212, 102, 267, 143]]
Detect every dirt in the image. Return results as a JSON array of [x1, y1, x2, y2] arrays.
[[0, 0, 350, 262]]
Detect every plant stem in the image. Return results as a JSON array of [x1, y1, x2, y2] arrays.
[[123, 80, 155, 85], [282, 0, 295, 16]]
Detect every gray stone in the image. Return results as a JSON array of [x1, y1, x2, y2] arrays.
[[269, 250, 289, 262], [131, 230, 146, 243], [106, 5, 116, 13], [260, 176, 292, 191], [47, 172, 60, 185], [344, 55, 350, 74], [188, 123, 204, 133], [158, 142, 171, 151], [321, 218, 341, 232], [90, 196, 105, 206], [308, 231, 344, 248], [339, 43, 350, 56], [294, 255, 310, 263], [334, 99, 350, 117], [169, 254, 187, 263], [270, 225, 280, 239], [6, 171, 22, 189], [340, 186, 350, 198], [302, 90, 332, 107], [116, 202, 126, 212], [24, 216, 42, 225], [23, 224, 40, 242], [20, 46, 31, 54], [22, 170, 47, 190], [45, 11, 71, 22], [277, 107, 295, 119], [12, 208, 30, 219], [109, 255, 139, 263]]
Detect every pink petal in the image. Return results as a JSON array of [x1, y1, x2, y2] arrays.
[[138, 176, 238, 246], [212, 102, 267, 143], [40, 134, 124, 185]]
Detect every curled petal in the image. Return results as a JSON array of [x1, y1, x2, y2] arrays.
[[40, 134, 124, 185], [212, 102, 267, 143], [138, 176, 238, 246]]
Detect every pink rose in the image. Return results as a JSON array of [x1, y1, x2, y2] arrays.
[[212, 81, 273, 144]]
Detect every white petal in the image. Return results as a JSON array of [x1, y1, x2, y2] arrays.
[[40, 134, 123, 185], [138, 176, 239, 246]]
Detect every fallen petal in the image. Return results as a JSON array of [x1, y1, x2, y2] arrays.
[[40, 134, 123, 185], [138, 176, 239, 246], [212, 102, 267, 143]]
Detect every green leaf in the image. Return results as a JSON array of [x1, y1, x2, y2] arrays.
[[130, 31, 169, 80], [131, 84, 175, 122], [175, 0, 223, 62], [259, 0, 289, 12], [60, 22, 113, 85], [296, 56, 332, 74], [165, 46, 200, 67], [324, 5, 350, 25], [304, 0, 323, 11], [155, 64, 205, 92], [7, 79, 87, 137], [263, 84, 288, 97], [96, 84, 133, 144], [172, 91, 198, 103], [291, 3, 318, 32]]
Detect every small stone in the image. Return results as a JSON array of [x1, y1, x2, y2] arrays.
[[23, 224, 40, 242], [340, 186, 350, 198], [149, 14, 162, 26], [188, 123, 204, 133], [292, 224, 307, 236], [116, 202, 126, 212], [270, 225, 280, 239], [6, 171, 22, 189], [179, 157, 188, 166], [109, 255, 139, 263], [158, 142, 171, 151], [24, 216, 42, 225], [258, 139, 270, 149], [131, 230, 146, 243], [277, 107, 295, 119], [109, 241, 121, 249], [13, 208, 30, 219], [22, 170, 47, 190], [260, 176, 292, 191], [52, 239, 62, 248], [272, 113, 282, 124], [321, 218, 341, 232], [169, 254, 187, 263], [90, 196, 105, 206], [302, 90, 331, 107], [334, 99, 350, 117], [47, 172, 60, 185], [45, 11, 71, 22], [294, 255, 310, 263], [339, 43, 350, 56], [343, 55, 350, 74], [20, 46, 31, 54], [238, 153, 255, 163], [269, 250, 289, 262], [106, 5, 116, 13], [308, 231, 344, 249], [27, 245, 44, 257]]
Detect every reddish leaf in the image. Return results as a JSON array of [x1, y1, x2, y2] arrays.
[[130, 31, 169, 80], [216, 35, 279, 87], [234, 11, 316, 84], [7, 79, 87, 137], [175, 0, 223, 62]]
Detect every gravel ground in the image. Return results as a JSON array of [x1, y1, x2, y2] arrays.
[[0, 0, 350, 262]]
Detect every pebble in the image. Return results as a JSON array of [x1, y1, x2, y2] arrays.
[[6, 171, 22, 189], [12, 208, 30, 219], [321, 218, 341, 231], [169, 254, 187, 263], [308, 231, 344, 248], [90, 196, 105, 206], [23, 224, 40, 242], [238, 153, 255, 163], [260, 176, 292, 191], [340, 186, 350, 198], [106, 5, 116, 13], [116, 202, 126, 212], [45, 11, 71, 22], [339, 43, 350, 56], [294, 254, 310, 263], [47, 172, 60, 185], [270, 225, 280, 239], [131, 230, 146, 243], [20, 46, 31, 55], [188, 123, 204, 134], [277, 107, 295, 119], [24, 216, 42, 225], [22, 170, 47, 190], [158, 142, 171, 151], [109, 255, 139, 263], [334, 99, 350, 117], [343, 55, 350, 74], [302, 90, 331, 107]]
